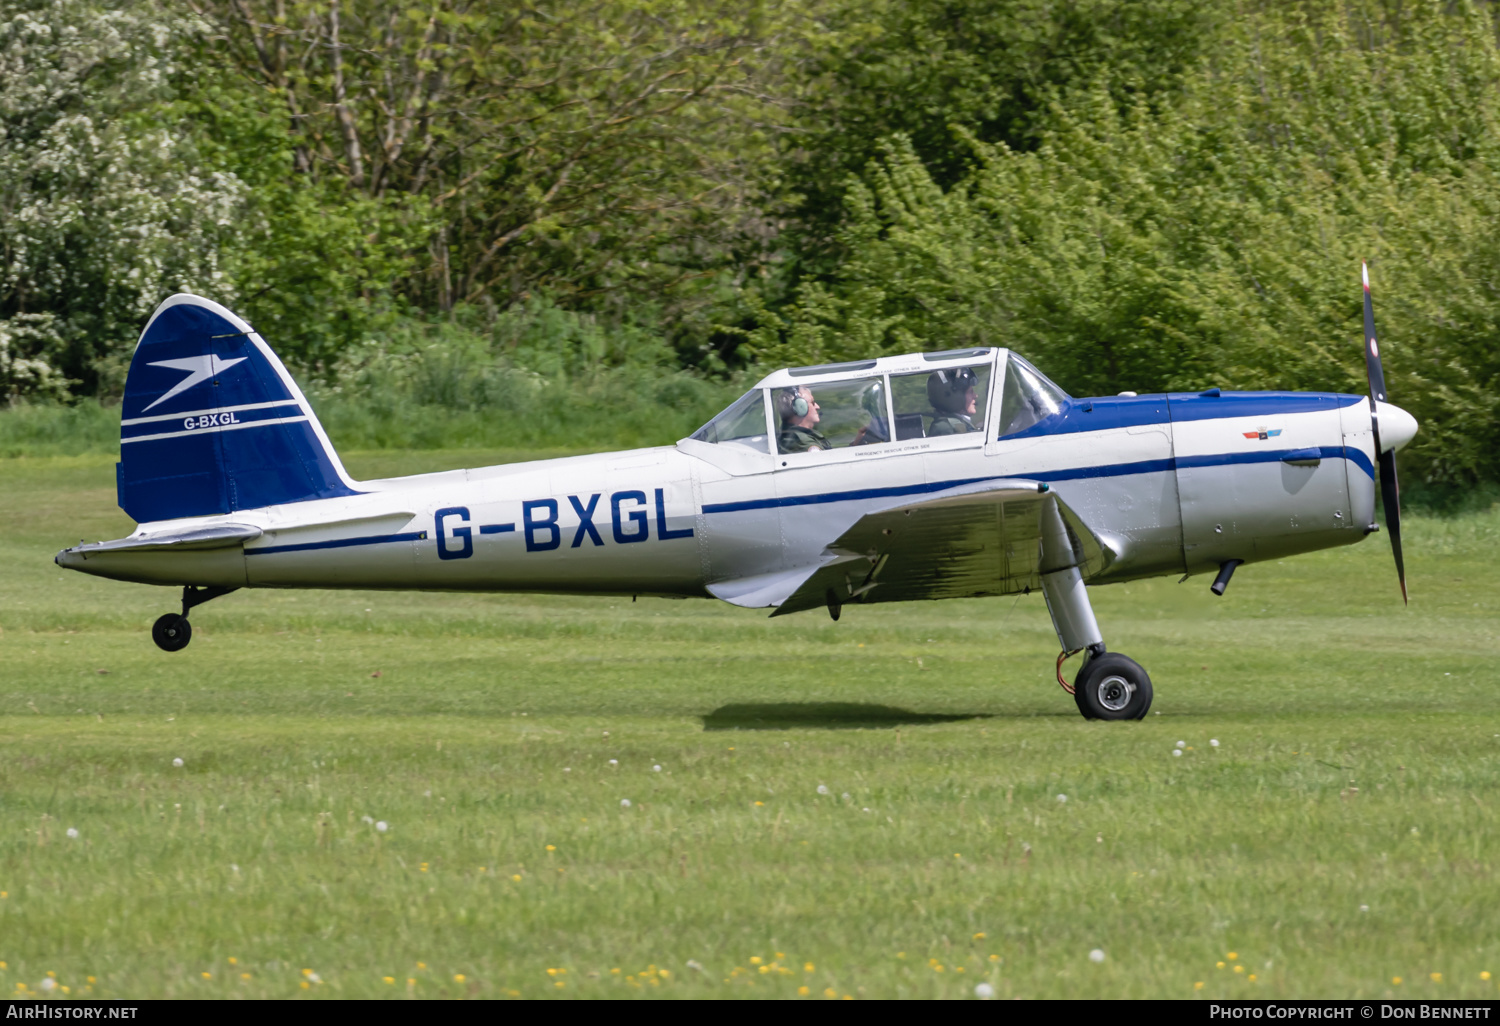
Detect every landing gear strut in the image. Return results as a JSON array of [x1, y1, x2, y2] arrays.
[[151, 585, 238, 652], [1038, 496, 1153, 720]]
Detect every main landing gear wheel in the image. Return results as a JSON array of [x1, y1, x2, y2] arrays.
[[152, 613, 192, 652], [1074, 653, 1153, 721]]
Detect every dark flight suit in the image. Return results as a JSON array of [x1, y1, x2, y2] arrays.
[[778, 425, 834, 453], [928, 414, 976, 436]]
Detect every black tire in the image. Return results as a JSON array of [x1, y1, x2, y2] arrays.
[[1073, 652, 1152, 720], [152, 613, 192, 652]]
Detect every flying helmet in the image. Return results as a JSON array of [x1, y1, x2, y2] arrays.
[[927, 366, 979, 414]]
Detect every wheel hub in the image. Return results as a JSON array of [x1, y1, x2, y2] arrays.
[[1095, 675, 1134, 711]]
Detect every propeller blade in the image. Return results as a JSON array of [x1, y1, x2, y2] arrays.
[[1378, 448, 1408, 604], [1361, 261, 1407, 605], [1362, 261, 1388, 405]]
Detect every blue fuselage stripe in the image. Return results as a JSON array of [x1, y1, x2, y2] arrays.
[[703, 447, 1370, 515], [246, 531, 426, 556]]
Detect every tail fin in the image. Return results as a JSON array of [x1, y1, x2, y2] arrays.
[[118, 294, 361, 523]]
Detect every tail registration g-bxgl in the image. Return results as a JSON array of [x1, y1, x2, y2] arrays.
[[57, 285, 1417, 720]]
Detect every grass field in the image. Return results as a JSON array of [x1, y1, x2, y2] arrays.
[[2, 450, 1498, 1000]]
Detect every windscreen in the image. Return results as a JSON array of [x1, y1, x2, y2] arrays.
[[690, 389, 769, 452], [997, 352, 1069, 437]]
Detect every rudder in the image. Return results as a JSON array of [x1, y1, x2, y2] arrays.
[[118, 294, 361, 523]]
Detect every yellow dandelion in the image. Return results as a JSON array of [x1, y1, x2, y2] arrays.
[[1249, 974, 1258, 982], [897, 952, 906, 959], [659, 970, 670, 979], [86, 977, 94, 984], [954, 853, 962, 859], [227, 958, 237, 966], [933, 965, 945, 973], [759, 965, 770, 975], [201, 972, 211, 980], [1481, 972, 1492, 981], [554, 981, 565, 989], [973, 932, 986, 941], [507, 989, 520, 997], [511, 874, 522, 882], [1393, 977, 1402, 986], [300, 981, 310, 990], [407, 978, 416, 986], [16, 983, 27, 992], [776, 952, 785, 959], [755, 801, 764, 807], [302, 968, 313, 977], [843, 994, 853, 1000], [417, 962, 427, 970], [1431, 973, 1443, 983], [824, 988, 837, 998], [955, 966, 965, 974], [383, 977, 395, 984], [1195, 982, 1205, 990], [546, 845, 556, 851], [46, 972, 56, 978], [0, 892, 7, 899], [420, 863, 429, 872], [240, 974, 251, 981], [798, 986, 810, 996], [988, 955, 1000, 963], [478, 867, 486, 873], [0, 963, 7, 970], [546, 968, 558, 976], [1227, 952, 1238, 961], [750, 956, 763, 965], [454, 974, 466, 983], [1234, 965, 1245, 974], [610, 968, 621, 975], [804, 962, 815, 972], [1217, 961, 1226, 969]]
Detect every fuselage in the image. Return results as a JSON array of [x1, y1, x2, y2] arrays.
[[58, 346, 1397, 606]]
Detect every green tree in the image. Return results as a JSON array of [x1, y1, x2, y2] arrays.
[[752, 0, 1500, 485]]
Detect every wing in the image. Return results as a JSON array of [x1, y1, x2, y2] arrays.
[[707, 479, 1116, 616]]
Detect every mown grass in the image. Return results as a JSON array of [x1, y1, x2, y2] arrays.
[[2, 451, 1499, 1000]]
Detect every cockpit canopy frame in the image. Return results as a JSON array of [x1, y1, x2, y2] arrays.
[[687, 348, 1071, 459]]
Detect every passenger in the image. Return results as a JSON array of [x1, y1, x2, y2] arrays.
[[850, 380, 890, 446], [927, 367, 979, 435], [776, 386, 833, 453]]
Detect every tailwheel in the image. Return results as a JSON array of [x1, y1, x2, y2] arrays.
[[152, 613, 192, 652], [1074, 653, 1152, 720]]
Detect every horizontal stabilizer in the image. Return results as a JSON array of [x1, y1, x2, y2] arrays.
[[64, 524, 263, 555]]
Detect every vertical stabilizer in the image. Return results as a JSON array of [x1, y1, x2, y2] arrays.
[[118, 294, 361, 523]]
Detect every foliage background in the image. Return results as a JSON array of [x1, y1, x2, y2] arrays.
[[3, 0, 1499, 491]]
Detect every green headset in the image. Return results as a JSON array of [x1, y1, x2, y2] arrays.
[[781, 388, 809, 422]]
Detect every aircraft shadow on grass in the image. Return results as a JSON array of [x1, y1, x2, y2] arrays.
[[701, 702, 989, 731]]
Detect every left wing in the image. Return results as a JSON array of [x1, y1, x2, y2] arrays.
[[708, 479, 1116, 616]]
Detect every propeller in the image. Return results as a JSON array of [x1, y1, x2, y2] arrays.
[[1361, 261, 1408, 604]]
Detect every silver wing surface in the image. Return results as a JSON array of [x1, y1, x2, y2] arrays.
[[708, 480, 1115, 616]]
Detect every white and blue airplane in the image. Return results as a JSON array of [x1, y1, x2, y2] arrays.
[[56, 270, 1417, 720]]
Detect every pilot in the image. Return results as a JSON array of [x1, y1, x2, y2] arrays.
[[927, 367, 979, 435], [776, 386, 833, 453]]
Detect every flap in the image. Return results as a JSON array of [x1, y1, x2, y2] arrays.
[[767, 479, 1114, 616], [707, 553, 866, 609]]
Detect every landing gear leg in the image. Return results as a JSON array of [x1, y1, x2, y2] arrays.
[[1040, 563, 1152, 721], [151, 585, 239, 652]]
